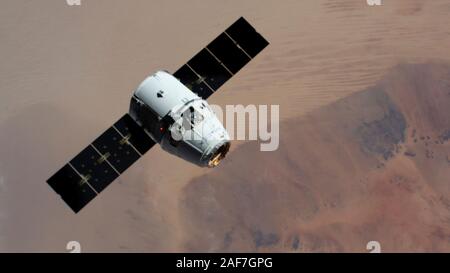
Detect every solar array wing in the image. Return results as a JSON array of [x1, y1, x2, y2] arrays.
[[173, 17, 269, 100], [47, 114, 155, 213], [47, 17, 268, 213]]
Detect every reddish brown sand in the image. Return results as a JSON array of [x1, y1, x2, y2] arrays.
[[180, 63, 450, 252], [0, 1, 449, 252]]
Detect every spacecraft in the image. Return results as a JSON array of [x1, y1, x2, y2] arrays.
[[47, 17, 269, 213]]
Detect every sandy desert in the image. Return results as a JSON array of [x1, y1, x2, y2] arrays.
[[0, 0, 449, 252]]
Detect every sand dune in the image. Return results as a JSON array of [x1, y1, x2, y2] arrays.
[[179, 63, 450, 252], [1, 1, 449, 251]]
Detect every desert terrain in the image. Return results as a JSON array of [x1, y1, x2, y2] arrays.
[[0, 0, 449, 252], [181, 63, 450, 252]]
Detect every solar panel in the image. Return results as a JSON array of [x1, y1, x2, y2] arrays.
[[187, 48, 233, 91], [113, 114, 155, 155], [225, 17, 269, 58], [92, 127, 141, 174], [46, 17, 268, 213], [174, 64, 214, 99], [69, 145, 119, 193], [47, 114, 155, 213], [47, 164, 97, 213], [207, 33, 251, 74], [173, 17, 269, 100]]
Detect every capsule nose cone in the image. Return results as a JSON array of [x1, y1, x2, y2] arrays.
[[208, 141, 231, 167]]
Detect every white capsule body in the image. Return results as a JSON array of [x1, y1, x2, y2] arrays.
[[129, 71, 230, 167]]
